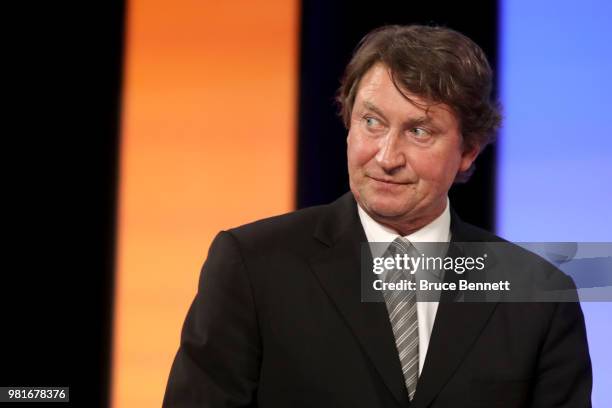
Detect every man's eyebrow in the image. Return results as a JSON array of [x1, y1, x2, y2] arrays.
[[361, 101, 387, 119], [362, 100, 435, 127], [407, 116, 433, 127]]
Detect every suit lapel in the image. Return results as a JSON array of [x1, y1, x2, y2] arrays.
[[309, 193, 410, 407], [410, 211, 499, 408], [410, 302, 497, 407]]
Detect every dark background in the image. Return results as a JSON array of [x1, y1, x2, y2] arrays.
[[4, 1, 498, 406], [4, 2, 125, 407]]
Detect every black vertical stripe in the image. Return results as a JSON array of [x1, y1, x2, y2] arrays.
[[4, 2, 125, 406]]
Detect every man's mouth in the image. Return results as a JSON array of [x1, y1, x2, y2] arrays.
[[368, 176, 408, 185]]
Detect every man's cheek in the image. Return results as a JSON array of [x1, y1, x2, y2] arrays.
[[356, 144, 379, 165], [348, 152, 369, 170]]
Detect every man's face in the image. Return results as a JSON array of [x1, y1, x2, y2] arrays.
[[347, 63, 479, 229]]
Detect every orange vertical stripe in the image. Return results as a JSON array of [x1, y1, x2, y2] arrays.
[[113, 0, 298, 406]]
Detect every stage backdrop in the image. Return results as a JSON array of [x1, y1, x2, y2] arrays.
[[112, 0, 298, 406], [113, 0, 611, 406], [497, 0, 612, 406]]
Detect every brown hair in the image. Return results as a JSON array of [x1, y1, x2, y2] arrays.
[[337, 25, 501, 182]]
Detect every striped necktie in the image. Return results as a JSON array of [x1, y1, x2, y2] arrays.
[[382, 237, 419, 401]]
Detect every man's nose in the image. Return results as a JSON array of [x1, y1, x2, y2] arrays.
[[375, 130, 406, 173]]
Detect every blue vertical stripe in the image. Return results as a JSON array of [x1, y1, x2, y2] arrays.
[[498, 0, 612, 405]]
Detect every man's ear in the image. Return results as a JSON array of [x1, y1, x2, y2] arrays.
[[459, 143, 481, 173]]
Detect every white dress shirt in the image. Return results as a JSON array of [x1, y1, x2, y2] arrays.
[[357, 199, 451, 375]]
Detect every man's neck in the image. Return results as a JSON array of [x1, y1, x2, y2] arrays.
[[367, 203, 447, 237]]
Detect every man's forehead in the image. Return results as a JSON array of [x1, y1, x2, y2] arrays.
[[354, 66, 456, 123], [356, 65, 435, 109]]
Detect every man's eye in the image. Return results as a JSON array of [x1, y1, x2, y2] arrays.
[[410, 127, 430, 138], [365, 117, 382, 128]]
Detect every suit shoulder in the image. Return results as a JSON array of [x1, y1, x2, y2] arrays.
[[456, 219, 574, 288], [453, 218, 507, 243], [224, 202, 330, 248]]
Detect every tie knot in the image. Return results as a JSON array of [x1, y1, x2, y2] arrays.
[[388, 236, 413, 256], [382, 237, 417, 283]]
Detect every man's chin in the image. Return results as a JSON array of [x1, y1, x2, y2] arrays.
[[364, 201, 410, 221], [352, 188, 414, 220]]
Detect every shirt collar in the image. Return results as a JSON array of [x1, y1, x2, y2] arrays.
[[357, 197, 451, 245]]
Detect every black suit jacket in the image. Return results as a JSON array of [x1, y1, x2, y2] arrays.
[[163, 192, 592, 407]]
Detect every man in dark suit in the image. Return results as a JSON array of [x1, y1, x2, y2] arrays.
[[163, 25, 591, 407]]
